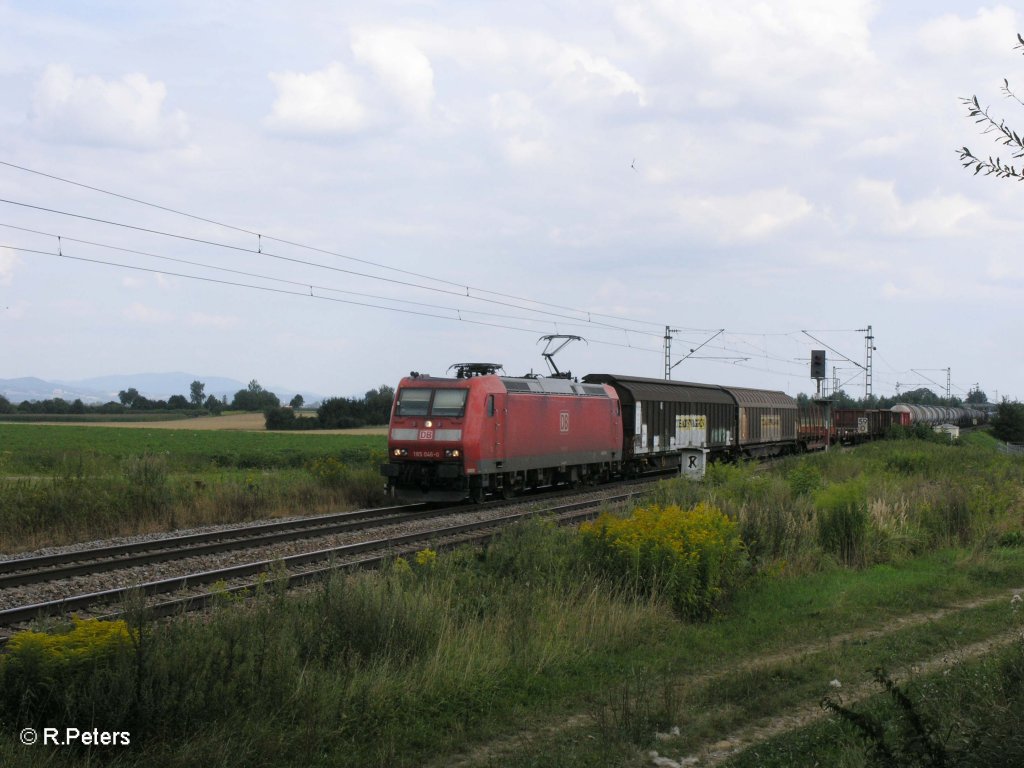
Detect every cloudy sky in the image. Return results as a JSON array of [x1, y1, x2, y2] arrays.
[[0, 1, 1021, 401]]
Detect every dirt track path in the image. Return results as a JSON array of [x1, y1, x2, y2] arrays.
[[691, 624, 1022, 767], [440, 588, 1023, 768]]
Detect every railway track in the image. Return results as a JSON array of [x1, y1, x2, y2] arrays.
[[0, 482, 655, 635], [0, 502, 432, 589]]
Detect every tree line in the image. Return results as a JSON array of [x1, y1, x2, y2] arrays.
[[796, 386, 990, 410], [265, 386, 394, 430], [0, 379, 303, 417]]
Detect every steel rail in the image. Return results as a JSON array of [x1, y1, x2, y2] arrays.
[[0, 491, 643, 628], [0, 503, 428, 577], [0, 474, 666, 589]]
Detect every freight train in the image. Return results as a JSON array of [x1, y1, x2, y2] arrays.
[[380, 365, 986, 502]]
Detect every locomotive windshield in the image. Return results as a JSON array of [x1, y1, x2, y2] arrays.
[[396, 389, 431, 416], [431, 389, 468, 416], [395, 388, 468, 417]]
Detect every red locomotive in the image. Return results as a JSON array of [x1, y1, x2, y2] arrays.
[[380, 364, 622, 502]]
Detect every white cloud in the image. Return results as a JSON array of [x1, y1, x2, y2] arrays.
[[676, 188, 813, 241], [695, 89, 738, 109], [352, 28, 435, 119], [541, 42, 646, 106], [0, 247, 18, 286], [188, 311, 241, 330], [919, 6, 1020, 58], [489, 91, 549, 164], [31, 65, 189, 148], [986, 254, 1024, 281], [265, 63, 369, 135], [853, 179, 984, 236], [846, 132, 915, 157], [881, 281, 913, 299], [123, 302, 172, 324], [810, 249, 891, 274], [615, 0, 875, 83]]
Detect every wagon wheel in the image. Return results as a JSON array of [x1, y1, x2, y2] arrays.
[[499, 475, 516, 500]]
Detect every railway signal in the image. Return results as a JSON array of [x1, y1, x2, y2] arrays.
[[811, 350, 826, 381]]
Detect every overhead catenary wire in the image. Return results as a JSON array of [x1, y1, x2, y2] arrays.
[[2, 242, 668, 357], [0, 223, 660, 337], [0, 202, 666, 339], [0, 159, 671, 330]]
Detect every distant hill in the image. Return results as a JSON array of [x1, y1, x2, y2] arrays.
[[0, 377, 100, 403], [0, 374, 326, 405], [59, 373, 251, 401]]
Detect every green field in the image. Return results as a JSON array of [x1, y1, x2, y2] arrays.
[[0, 423, 390, 551], [0, 423, 387, 474]]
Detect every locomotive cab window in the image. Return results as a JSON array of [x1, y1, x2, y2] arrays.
[[431, 389, 468, 417], [396, 388, 431, 416]]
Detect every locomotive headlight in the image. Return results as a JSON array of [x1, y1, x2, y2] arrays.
[[424, 420, 433, 428], [393, 448, 408, 457], [445, 449, 461, 458]]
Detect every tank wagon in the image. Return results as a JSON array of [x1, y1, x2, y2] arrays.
[[891, 404, 985, 428], [381, 367, 622, 502]]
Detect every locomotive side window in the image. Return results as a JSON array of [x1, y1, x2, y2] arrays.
[[431, 389, 468, 417], [486, 395, 495, 417], [396, 388, 431, 416]]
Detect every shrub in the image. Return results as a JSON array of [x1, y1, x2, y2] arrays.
[[815, 479, 869, 566], [578, 502, 746, 619], [787, 463, 822, 497], [122, 453, 171, 526], [991, 401, 1024, 443], [308, 456, 349, 488], [307, 459, 385, 507], [264, 407, 321, 431], [0, 618, 137, 728]]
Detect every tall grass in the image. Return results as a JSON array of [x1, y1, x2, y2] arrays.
[[0, 459, 388, 552], [649, 437, 1024, 574], [0, 423, 386, 474], [0, 520, 674, 766]]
